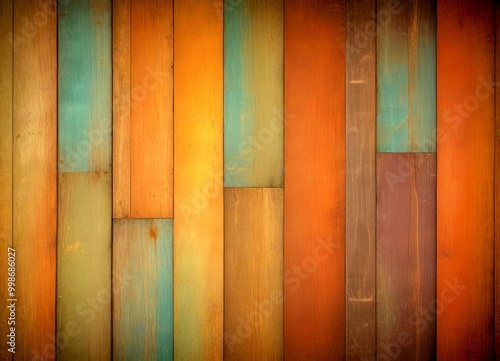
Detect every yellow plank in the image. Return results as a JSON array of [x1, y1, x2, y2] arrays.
[[57, 173, 111, 360], [112, 0, 131, 218], [224, 188, 283, 360], [0, 1, 12, 360], [13, 0, 57, 359], [173, 0, 223, 359]]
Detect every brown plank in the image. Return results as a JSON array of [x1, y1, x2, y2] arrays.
[[113, 0, 131, 218], [224, 188, 283, 360], [0, 1, 13, 360], [345, 0, 376, 359], [284, 0, 346, 359], [13, 0, 57, 359], [376, 153, 436, 360], [130, 0, 173, 218], [437, 0, 495, 359], [173, 0, 224, 359]]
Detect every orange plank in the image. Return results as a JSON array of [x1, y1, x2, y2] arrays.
[[13, 0, 57, 359], [113, 0, 173, 218], [284, 0, 345, 359], [224, 188, 283, 360], [437, 0, 495, 359], [130, 0, 173, 218], [173, 0, 223, 359], [496, 0, 500, 355], [112, 0, 131, 218], [0, 1, 12, 360]]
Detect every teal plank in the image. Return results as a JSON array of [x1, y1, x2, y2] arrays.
[[410, 0, 436, 152], [377, 0, 436, 152], [58, 0, 111, 172], [377, 0, 409, 152], [113, 219, 173, 361], [224, 0, 283, 187]]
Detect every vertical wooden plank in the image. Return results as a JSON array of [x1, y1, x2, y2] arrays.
[[174, 0, 223, 359], [0, 1, 12, 360], [58, 0, 112, 173], [496, 1, 500, 354], [113, 219, 173, 360], [284, 0, 345, 359], [57, 173, 111, 360], [130, 0, 173, 218], [376, 153, 436, 360], [345, 0, 376, 359], [113, 0, 131, 218], [224, 0, 283, 187], [377, 0, 436, 152], [409, 0, 436, 152], [437, 0, 494, 358], [224, 188, 283, 360], [377, 0, 409, 151], [13, 0, 57, 358]]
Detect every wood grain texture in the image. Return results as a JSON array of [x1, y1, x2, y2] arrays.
[[376, 153, 436, 360], [284, 1, 345, 359], [130, 0, 173, 218], [377, 0, 436, 152], [345, 0, 376, 359], [57, 173, 111, 360], [224, 0, 283, 187], [13, 0, 57, 358], [113, 219, 173, 360], [224, 188, 283, 360], [496, 1, 500, 354], [58, 0, 111, 173], [113, 0, 173, 218], [112, 0, 131, 218], [0, 1, 12, 361], [173, 1, 223, 359], [437, 0, 495, 358]]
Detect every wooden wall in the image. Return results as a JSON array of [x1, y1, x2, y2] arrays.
[[0, 0, 497, 360]]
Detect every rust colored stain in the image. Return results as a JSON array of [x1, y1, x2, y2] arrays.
[[149, 221, 158, 243], [437, 0, 495, 359], [284, 0, 346, 359]]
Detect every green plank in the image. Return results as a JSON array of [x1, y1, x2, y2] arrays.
[[58, 0, 111, 172], [57, 172, 111, 360], [377, 0, 435, 152], [224, 0, 283, 187], [113, 219, 173, 361]]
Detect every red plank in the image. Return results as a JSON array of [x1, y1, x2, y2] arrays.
[[437, 0, 495, 359], [377, 153, 436, 360], [284, 0, 345, 359]]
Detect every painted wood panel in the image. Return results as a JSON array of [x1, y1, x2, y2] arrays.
[[57, 172, 111, 360], [130, 0, 173, 218], [224, 188, 283, 360], [13, 0, 57, 358], [437, 0, 495, 359], [284, 1, 346, 359], [377, 0, 436, 152], [113, 219, 173, 360], [173, 0, 223, 359], [58, 0, 111, 173], [113, 0, 173, 218], [496, 1, 500, 354], [224, 0, 283, 187], [345, 0, 376, 359], [0, 1, 13, 360], [376, 153, 436, 360], [112, 0, 131, 218]]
